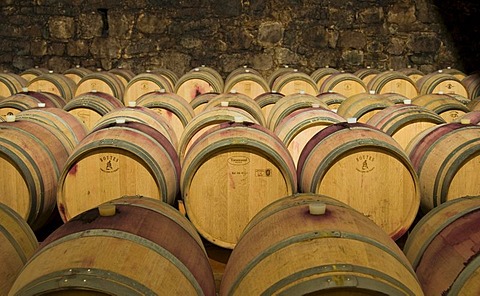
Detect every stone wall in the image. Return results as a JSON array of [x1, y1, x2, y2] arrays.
[[0, 0, 478, 78]]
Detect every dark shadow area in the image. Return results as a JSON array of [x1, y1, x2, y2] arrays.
[[434, 0, 480, 74]]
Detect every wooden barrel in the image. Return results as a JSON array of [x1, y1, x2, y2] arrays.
[[0, 73, 28, 97], [319, 72, 368, 97], [123, 71, 174, 105], [336, 92, 395, 123], [181, 122, 297, 249], [297, 122, 420, 239], [9, 196, 215, 296], [136, 90, 195, 141], [0, 91, 66, 120], [467, 94, 480, 111], [406, 122, 480, 212], [203, 92, 266, 126], [189, 92, 220, 115], [177, 107, 259, 162], [412, 93, 470, 122], [367, 70, 419, 99], [56, 122, 180, 221], [398, 66, 425, 83], [267, 66, 297, 89], [316, 91, 347, 112], [366, 103, 446, 149], [254, 91, 284, 120], [27, 73, 77, 102], [225, 66, 261, 83], [150, 68, 179, 87], [462, 72, 480, 100], [64, 91, 124, 130], [417, 70, 469, 97], [224, 69, 270, 99], [267, 92, 329, 130], [108, 67, 135, 87], [195, 65, 224, 87], [63, 66, 93, 84], [92, 106, 178, 150], [274, 107, 345, 166], [0, 203, 38, 296], [449, 93, 470, 105], [270, 70, 318, 96], [0, 119, 70, 229], [403, 196, 480, 296], [354, 67, 381, 85], [440, 66, 467, 80], [380, 92, 411, 104], [75, 71, 125, 101], [220, 193, 424, 296], [16, 107, 88, 152], [311, 67, 340, 90], [175, 68, 224, 102], [20, 67, 49, 82], [455, 111, 480, 124]]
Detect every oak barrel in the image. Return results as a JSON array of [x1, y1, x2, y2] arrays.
[[316, 91, 347, 112], [56, 122, 180, 221], [136, 90, 195, 141], [224, 69, 270, 99], [319, 72, 368, 97], [274, 107, 345, 166], [455, 111, 480, 124], [92, 106, 178, 150], [177, 107, 259, 162], [63, 66, 93, 85], [403, 196, 480, 296], [416, 70, 468, 97], [64, 91, 124, 130], [175, 68, 224, 102], [189, 92, 220, 115], [203, 92, 266, 126], [16, 107, 88, 152], [336, 92, 394, 123], [270, 70, 318, 96], [181, 122, 297, 249], [366, 103, 446, 149], [0, 73, 28, 97], [398, 66, 425, 83], [8, 196, 215, 296], [254, 91, 284, 120], [297, 122, 420, 239], [412, 93, 470, 122], [220, 193, 424, 296], [108, 67, 135, 87], [267, 92, 329, 130], [27, 73, 77, 102], [354, 67, 381, 85], [310, 66, 340, 89], [0, 119, 70, 229], [367, 70, 419, 99], [0, 203, 38, 296], [123, 71, 174, 105], [19, 67, 49, 82], [0, 91, 66, 120], [406, 122, 480, 212], [75, 71, 125, 101]]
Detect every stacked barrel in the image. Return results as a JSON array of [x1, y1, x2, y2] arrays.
[[1, 64, 480, 295]]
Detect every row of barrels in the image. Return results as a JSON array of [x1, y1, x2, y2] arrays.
[[2, 193, 480, 295], [0, 65, 479, 294], [1, 86, 480, 242], [1, 64, 479, 106], [1, 91, 479, 227]]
